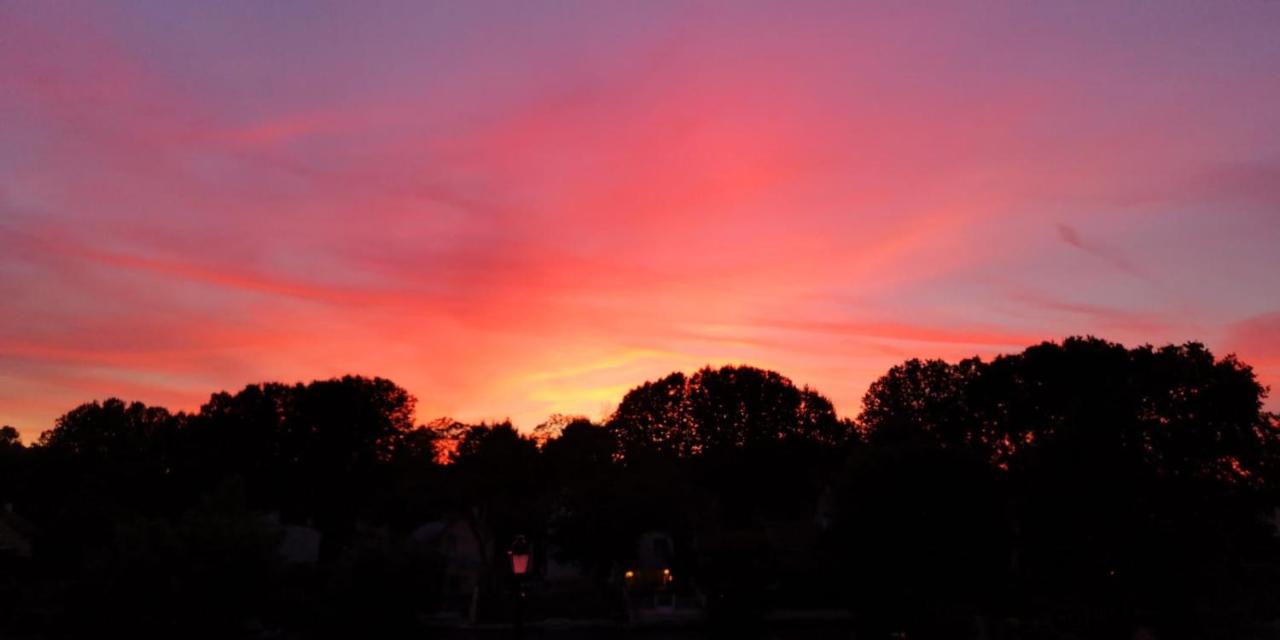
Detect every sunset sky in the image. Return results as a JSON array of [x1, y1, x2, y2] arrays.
[[2, 1, 1279, 441]]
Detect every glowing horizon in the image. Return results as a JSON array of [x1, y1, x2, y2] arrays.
[[2, 2, 1279, 441]]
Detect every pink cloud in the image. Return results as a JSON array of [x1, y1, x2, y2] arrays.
[[2, 2, 1279, 438]]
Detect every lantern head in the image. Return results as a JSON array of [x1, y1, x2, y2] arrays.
[[509, 535, 531, 576]]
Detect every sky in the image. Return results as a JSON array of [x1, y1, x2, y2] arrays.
[[2, 1, 1279, 441]]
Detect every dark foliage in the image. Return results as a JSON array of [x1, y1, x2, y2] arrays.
[[850, 337, 1280, 636], [0, 342, 1276, 638], [608, 365, 854, 459]]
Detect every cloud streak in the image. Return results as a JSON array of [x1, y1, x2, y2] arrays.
[[2, 2, 1279, 438], [1055, 223, 1152, 282]]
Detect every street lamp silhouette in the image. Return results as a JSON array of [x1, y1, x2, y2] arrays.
[[509, 535, 531, 629]]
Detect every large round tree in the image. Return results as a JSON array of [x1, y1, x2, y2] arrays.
[[607, 364, 853, 460]]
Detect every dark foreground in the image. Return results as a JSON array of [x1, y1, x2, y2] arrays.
[[432, 628, 855, 640], [3, 340, 1280, 639]]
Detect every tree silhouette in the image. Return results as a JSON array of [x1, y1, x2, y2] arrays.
[[0, 425, 23, 506], [607, 364, 859, 610], [830, 441, 1007, 636], [280, 376, 415, 553], [608, 371, 696, 458], [36, 398, 182, 517], [540, 420, 639, 578], [855, 337, 1280, 634], [532, 413, 592, 448], [170, 376, 417, 558], [608, 365, 853, 460], [859, 337, 1279, 480], [377, 423, 443, 529], [2, 339, 1277, 636], [858, 357, 984, 449], [185, 383, 293, 512], [0, 425, 19, 449]]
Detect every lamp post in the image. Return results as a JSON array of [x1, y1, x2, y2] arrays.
[[508, 535, 531, 630]]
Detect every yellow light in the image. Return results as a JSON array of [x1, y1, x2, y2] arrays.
[[662, 568, 670, 575], [624, 570, 635, 579]]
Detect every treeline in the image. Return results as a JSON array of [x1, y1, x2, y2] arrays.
[[0, 337, 1278, 637]]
